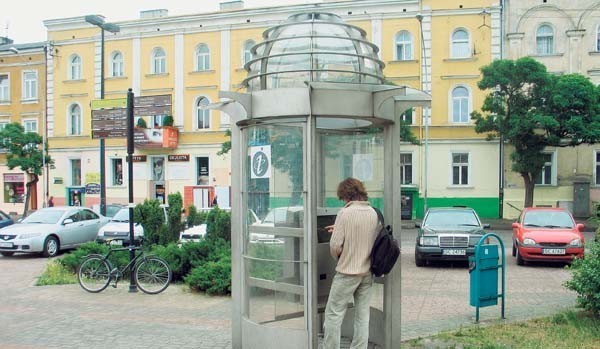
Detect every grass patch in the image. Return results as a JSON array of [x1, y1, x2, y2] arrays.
[[403, 310, 600, 349], [36, 259, 77, 286]]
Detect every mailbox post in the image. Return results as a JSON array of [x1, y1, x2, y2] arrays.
[[469, 233, 505, 322]]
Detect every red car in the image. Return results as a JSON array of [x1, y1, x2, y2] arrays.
[[512, 207, 585, 265]]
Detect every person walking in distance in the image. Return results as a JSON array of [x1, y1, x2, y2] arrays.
[[323, 177, 379, 349]]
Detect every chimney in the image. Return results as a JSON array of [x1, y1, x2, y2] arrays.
[[140, 9, 169, 19], [220, 1, 244, 11]]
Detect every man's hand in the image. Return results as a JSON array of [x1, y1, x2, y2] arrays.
[[325, 225, 335, 233]]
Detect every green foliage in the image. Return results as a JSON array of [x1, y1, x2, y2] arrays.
[[185, 205, 209, 228], [184, 247, 231, 295], [149, 243, 187, 281], [166, 192, 183, 244], [565, 241, 600, 316], [471, 57, 600, 207], [217, 129, 231, 156], [134, 199, 166, 245], [37, 260, 77, 286], [205, 206, 231, 241], [163, 115, 174, 126], [248, 243, 284, 280], [60, 242, 110, 273], [136, 117, 148, 128]]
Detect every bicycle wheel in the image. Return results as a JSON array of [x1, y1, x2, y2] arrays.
[[78, 256, 111, 293], [134, 257, 171, 294]]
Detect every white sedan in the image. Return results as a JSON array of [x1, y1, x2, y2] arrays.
[[0, 206, 109, 257]]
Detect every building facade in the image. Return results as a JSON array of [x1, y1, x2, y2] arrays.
[[41, 0, 501, 217], [503, 0, 600, 218], [0, 39, 48, 214]]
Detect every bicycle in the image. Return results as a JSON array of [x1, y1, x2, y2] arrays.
[[77, 239, 171, 294]]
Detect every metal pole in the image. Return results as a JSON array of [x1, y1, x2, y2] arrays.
[[99, 28, 106, 216], [417, 14, 429, 214], [127, 88, 137, 292]]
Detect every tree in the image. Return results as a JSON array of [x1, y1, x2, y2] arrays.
[[0, 123, 52, 216], [472, 57, 600, 208]]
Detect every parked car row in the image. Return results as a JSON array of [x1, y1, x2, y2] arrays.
[[0, 204, 202, 257], [415, 206, 587, 267]]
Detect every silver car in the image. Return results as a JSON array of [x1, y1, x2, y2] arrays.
[[0, 206, 109, 257]]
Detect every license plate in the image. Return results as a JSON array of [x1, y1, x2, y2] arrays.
[[542, 248, 565, 255], [0, 242, 13, 248], [109, 239, 123, 246], [442, 249, 466, 256]]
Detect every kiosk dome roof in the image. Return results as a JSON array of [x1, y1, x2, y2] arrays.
[[243, 12, 386, 91]]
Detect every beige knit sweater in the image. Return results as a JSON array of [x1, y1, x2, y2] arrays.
[[330, 201, 379, 275]]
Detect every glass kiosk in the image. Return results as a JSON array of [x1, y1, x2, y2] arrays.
[[213, 13, 431, 349]]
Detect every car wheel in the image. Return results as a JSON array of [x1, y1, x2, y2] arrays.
[[516, 246, 525, 266], [42, 236, 59, 257], [415, 250, 425, 267], [512, 242, 516, 257], [1, 251, 14, 257]]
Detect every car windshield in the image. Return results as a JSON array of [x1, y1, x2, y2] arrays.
[[424, 210, 480, 227], [21, 209, 66, 224], [111, 208, 131, 222], [523, 211, 574, 228]]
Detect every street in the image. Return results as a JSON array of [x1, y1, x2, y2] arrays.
[[0, 227, 592, 348]]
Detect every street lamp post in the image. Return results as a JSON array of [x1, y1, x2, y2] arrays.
[[85, 15, 120, 217]]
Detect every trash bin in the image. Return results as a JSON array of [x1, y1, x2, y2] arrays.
[[468, 233, 505, 322]]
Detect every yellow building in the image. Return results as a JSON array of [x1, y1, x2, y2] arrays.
[[43, 0, 501, 217], [0, 39, 48, 214]]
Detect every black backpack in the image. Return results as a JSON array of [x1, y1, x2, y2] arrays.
[[370, 208, 400, 277]]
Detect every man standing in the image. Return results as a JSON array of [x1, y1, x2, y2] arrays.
[[323, 177, 379, 349]]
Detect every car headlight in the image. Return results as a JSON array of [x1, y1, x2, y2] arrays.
[[569, 239, 582, 247], [419, 236, 438, 246], [522, 238, 536, 246], [19, 232, 43, 239]]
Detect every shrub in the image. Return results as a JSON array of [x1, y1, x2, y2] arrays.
[[163, 115, 174, 126], [166, 192, 183, 244], [186, 205, 209, 228], [184, 252, 231, 295], [136, 118, 147, 128], [135, 199, 166, 245], [60, 242, 110, 273], [206, 207, 231, 242], [150, 243, 186, 281], [565, 240, 600, 316]]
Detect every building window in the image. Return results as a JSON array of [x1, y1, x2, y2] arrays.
[[452, 86, 470, 123], [0, 74, 9, 103], [71, 159, 81, 186], [151, 47, 166, 74], [596, 151, 600, 185], [23, 119, 37, 133], [195, 44, 210, 71], [395, 31, 413, 60], [243, 40, 255, 65], [3, 173, 25, 203], [69, 104, 82, 135], [535, 152, 554, 185], [451, 152, 469, 185], [536, 24, 554, 55], [22, 71, 37, 100], [197, 157, 210, 185], [69, 54, 82, 80], [196, 97, 210, 129], [400, 153, 412, 184], [111, 51, 124, 77], [451, 29, 470, 58], [0, 121, 7, 130], [112, 158, 123, 186], [401, 108, 413, 125], [596, 24, 600, 51]]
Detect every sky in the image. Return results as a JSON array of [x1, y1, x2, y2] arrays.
[[2, 0, 321, 44]]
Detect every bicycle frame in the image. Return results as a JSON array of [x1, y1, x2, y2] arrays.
[[100, 245, 146, 284]]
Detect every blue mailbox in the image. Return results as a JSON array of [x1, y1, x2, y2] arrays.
[[468, 233, 505, 322]]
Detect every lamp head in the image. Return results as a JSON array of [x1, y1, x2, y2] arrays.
[[416, 14, 423, 22], [8, 47, 19, 54], [85, 15, 105, 27]]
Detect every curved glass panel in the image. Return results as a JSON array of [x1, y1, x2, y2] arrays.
[[244, 123, 306, 329], [244, 12, 384, 91]]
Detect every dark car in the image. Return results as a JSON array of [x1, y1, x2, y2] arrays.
[[414, 207, 490, 267], [0, 210, 14, 229]]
